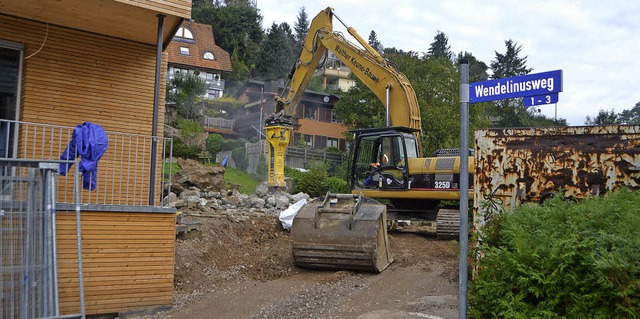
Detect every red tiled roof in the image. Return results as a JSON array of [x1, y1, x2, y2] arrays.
[[167, 21, 233, 72]]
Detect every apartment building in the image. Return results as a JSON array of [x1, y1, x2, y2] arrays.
[[166, 20, 232, 99]]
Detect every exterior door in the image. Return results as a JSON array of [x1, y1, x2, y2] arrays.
[[0, 42, 21, 159]]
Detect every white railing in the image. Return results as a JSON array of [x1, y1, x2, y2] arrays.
[[203, 115, 234, 130]]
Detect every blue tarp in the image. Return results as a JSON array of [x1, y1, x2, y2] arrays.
[[59, 122, 109, 191]]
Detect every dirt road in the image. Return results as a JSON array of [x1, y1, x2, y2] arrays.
[[135, 214, 459, 319]]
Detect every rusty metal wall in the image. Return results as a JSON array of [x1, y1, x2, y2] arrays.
[[473, 125, 640, 228]]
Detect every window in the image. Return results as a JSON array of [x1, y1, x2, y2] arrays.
[[292, 133, 301, 146], [0, 45, 21, 159], [203, 52, 215, 60], [303, 106, 317, 120], [327, 137, 339, 148], [331, 109, 339, 123], [179, 47, 190, 55], [175, 27, 194, 39], [170, 67, 187, 80], [303, 135, 313, 147], [319, 108, 331, 122]]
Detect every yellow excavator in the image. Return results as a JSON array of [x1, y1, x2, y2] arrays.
[[265, 7, 472, 272]]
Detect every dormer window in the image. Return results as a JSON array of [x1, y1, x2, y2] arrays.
[[175, 27, 194, 39], [203, 52, 215, 60], [179, 47, 190, 55]]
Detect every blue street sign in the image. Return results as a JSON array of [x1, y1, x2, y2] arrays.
[[470, 70, 562, 103], [523, 93, 559, 107]]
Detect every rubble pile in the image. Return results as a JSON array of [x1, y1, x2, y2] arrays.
[[163, 158, 310, 219]]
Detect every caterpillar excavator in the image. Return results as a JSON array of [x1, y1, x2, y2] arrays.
[[265, 7, 473, 272]]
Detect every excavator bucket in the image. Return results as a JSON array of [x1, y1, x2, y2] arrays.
[[290, 193, 394, 272]]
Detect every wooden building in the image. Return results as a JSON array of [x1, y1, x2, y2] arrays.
[[0, 0, 191, 316], [236, 80, 348, 151]]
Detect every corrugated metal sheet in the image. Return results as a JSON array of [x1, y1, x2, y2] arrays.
[[473, 125, 640, 229]]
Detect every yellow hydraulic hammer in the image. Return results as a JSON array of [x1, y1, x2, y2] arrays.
[[265, 125, 291, 187]]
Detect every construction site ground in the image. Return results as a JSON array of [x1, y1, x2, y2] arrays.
[[133, 213, 459, 319]]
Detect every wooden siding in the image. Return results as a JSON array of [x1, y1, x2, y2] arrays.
[[297, 118, 348, 139], [56, 211, 175, 315], [0, 14, 166, 133], [116, 0, 192, 19], [1, 1, 188, 46], [1, 14, 168, 205]]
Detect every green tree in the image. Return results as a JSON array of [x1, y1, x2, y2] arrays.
[[427, 30, 452, 61], [490, 39, 532, 79], [229, 49, 250, 82], [489, 40, 540, 127], [585, 108, 620, 125], [293, 6, 309, 49], [456, 51, 489, 82], [192, 2, 263, 81], [333, 77, 386, 130], [255, 22, 297, 80], [618, 101, 640, 124], [368, 30, 383, 52], [206, 133, 224, 159], [304, 75, 324, 92], [166, 72, 207, 121]]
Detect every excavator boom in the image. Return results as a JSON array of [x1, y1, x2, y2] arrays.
[[266, 7, 421, 188]]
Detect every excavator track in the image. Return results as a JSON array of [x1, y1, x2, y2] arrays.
[[436, 209, 460, 239]]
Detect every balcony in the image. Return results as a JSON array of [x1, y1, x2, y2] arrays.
[[0, 119, 173, 207], [321, 67, 351, 78], [206, 78, 225, 91]]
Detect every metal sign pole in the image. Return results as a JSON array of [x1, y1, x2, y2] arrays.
[[458, 60, 470, 319]]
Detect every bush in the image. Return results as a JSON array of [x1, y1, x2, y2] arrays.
[[469, 190, 640, 318], [255, 154, 268, 181], [325, 146, 340, 154], [176, 118, 204, 138], [284, 166, 305, 193], [296, 165, 327, 197], [231, 147, 247, 171], [325, 176, 350, 194], [172, 138, 200, 159]]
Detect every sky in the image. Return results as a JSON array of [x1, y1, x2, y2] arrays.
[[257, 0, 640, 126]]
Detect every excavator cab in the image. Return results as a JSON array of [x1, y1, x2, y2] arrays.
[[350, 127, 419, 191], [347, 127, 471, 238]]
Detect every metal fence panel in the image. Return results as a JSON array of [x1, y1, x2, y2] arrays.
[[0, 159, 84, 319]]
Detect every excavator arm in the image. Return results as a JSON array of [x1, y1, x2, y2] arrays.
[[266, 7, 422, 187]]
